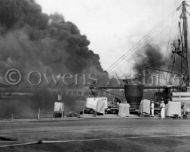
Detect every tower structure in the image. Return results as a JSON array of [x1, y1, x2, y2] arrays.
[[173, 1, 190, 87]]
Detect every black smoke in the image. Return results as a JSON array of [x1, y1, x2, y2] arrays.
[[134, 43, 167, 74], [0, 0, 108, 118], [0, 0, 105, 75]]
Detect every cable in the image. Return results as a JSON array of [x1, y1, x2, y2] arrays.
[[106, 8, 177, 73], [108, 21, 178, 74], [108, 16, 178, 73], [108, 41, 154, 73]]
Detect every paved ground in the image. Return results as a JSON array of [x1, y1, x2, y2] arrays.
[[0, 118, 190, 152]]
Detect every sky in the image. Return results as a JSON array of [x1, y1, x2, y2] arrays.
[[36, 0, 181, 76]]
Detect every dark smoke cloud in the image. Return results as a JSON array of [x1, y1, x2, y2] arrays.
[[0, 0, 108, 118], [0, 0, 106, 75], [134, 43, 167, 74], [133, 43, 183, 88]]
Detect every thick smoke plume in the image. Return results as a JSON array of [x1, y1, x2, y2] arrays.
[[0, 0, 105, 75], [0, 0, 107, 118], [134, 43, 167, 74], [133, 43, 183, 89]]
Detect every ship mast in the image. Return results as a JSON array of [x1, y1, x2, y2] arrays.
[[173, 1, 190, 87]]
